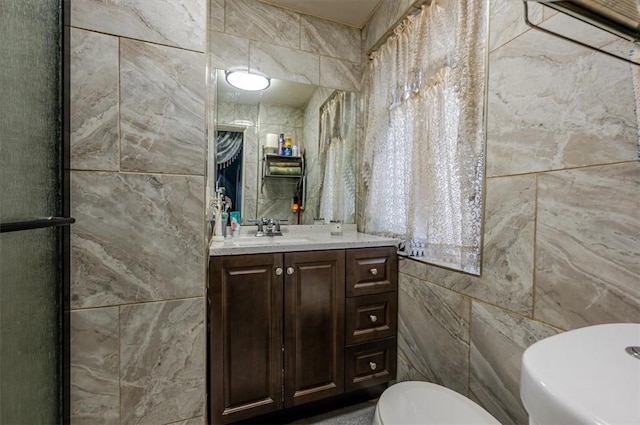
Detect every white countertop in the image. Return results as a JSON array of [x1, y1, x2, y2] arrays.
[[209, 224, 398, 256]]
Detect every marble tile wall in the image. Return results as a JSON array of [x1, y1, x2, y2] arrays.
[[209, 0, 361, 93], [365, 1, 640, 424], [69, 1, 206, 423]]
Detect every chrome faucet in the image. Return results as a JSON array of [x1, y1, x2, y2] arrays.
[[253, 218, 283, 237]]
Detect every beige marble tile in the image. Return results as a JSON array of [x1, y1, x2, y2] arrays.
[[257, 198, 297, 224], [398, 257, 427, 280], [120, 298, 205, 425], [209, 31, 249, 71], [539, 11, 618, 49], [489, 0, 543, 52], [320, 57, 361, 92], [70, 28, 119, 171], [70, 308, 119, 425], [225, 0, 300, 49], [398, 273, 470, 395], [217, 101, 259, 127], [259, 104, 304, 128], [535, 163, 640, 330], [120, 39, 205, 175], [250, 41, 320, 85], [71, 0, 205, 52], [600, 39, 638, 59], [487, 27, 637, 177], [71, 171, 204, 308], [470, 302, 558, 425], [209, 0, 224, 33], [424, 175, 536, 315], [242, 129, 259, 203], [396, 352, 428, 383], [242, 199, 258, 223], [542, 4, 559, 21], [363, 0, 416, 53], [165, 417, 204, 425], [301, 15, 360, 63]]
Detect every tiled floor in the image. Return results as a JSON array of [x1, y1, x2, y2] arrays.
[[291, 401, 376, 425]]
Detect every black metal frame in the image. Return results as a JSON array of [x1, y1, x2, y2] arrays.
[[0, 217, 75, 233], [61, 1, 71, 423]]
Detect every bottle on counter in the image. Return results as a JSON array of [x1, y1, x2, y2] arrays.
[[283, 135, 293, 156], [278, 133, 285, 155]]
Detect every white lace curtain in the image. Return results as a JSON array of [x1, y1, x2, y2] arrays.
[[319, 91, 356, 223], [362, 0, 487, 274]]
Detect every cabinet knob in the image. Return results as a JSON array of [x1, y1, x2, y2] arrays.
[[286, 267, 294, 275], [369, 362, 377, 370], [275, 267, 283, 276], [369, 268, 378, 276], [369, 314, 378, 323]]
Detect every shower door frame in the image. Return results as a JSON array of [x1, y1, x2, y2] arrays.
[[0, 1, 72, 422]]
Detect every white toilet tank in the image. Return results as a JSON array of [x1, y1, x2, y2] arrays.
[[373, 381, 501, 425]]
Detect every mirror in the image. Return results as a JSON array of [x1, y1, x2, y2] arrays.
[[213, 69, 356, 225]]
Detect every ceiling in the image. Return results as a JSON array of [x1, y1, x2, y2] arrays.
[[258, 0, 382, 28]]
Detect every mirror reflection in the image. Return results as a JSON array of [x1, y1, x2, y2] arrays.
[[215, 69, 356, 225]]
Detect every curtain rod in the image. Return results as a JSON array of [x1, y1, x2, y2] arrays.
[[319, 89, 344, 113], [366, 0, 431, 58]]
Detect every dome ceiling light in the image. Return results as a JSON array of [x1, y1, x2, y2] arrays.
[[225, 69, 270, 91]]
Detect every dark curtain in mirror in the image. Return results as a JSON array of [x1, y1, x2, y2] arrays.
[[216, 130, 243, 213]]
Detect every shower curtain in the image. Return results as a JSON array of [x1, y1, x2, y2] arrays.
[[318, 90, 356, 224]]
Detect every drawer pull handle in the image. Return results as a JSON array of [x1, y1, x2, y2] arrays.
[[370, 362, 377, 370], [369, 314, 378, 323], [286, 267, 294, 275], [369, 268, 378, 276], [275, 267, 283, 276]]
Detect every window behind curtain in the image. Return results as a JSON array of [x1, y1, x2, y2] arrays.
[[362, 0, 488, 275]]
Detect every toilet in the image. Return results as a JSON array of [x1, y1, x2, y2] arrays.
[[373, 381, 501, 425]]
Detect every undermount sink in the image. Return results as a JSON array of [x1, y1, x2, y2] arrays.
[[231, 236, 309, 246], [520, 323, 640, 425]]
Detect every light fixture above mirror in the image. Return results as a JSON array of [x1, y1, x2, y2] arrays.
[[224, 68, 270, 91]]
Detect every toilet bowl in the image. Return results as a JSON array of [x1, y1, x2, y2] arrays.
[[373, 381, 500, 425]]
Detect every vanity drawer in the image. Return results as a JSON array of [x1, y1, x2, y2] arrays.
[[344, 337, 397, 392], [346, 247, 398, 296], [346, 293, 397, 345]]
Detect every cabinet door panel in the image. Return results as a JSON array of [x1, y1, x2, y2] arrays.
[[209, 254, 283, 424], [284, 250, 345, 407]]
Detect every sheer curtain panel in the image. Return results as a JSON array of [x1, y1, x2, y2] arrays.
[[362, 0, 488, 274]]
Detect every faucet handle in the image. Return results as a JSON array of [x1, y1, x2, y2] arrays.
[[247, 218, 266, 234]]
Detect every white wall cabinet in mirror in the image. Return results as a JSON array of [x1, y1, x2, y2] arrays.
[[211, 69, 357, 226]]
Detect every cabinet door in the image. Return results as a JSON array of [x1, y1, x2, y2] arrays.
[[284, 250, 345, 407], [209, 254, 283, 424]]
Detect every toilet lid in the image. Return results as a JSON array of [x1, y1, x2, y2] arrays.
[[378, 382, 501, 425]]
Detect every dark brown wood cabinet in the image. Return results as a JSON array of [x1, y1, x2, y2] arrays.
[[208, 246, 397, 425]]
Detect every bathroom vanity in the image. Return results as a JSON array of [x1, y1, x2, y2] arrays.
[[208, 227, 398, 424]]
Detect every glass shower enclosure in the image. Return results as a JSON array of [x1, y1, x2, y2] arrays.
[[0, 0, 71, 423]]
